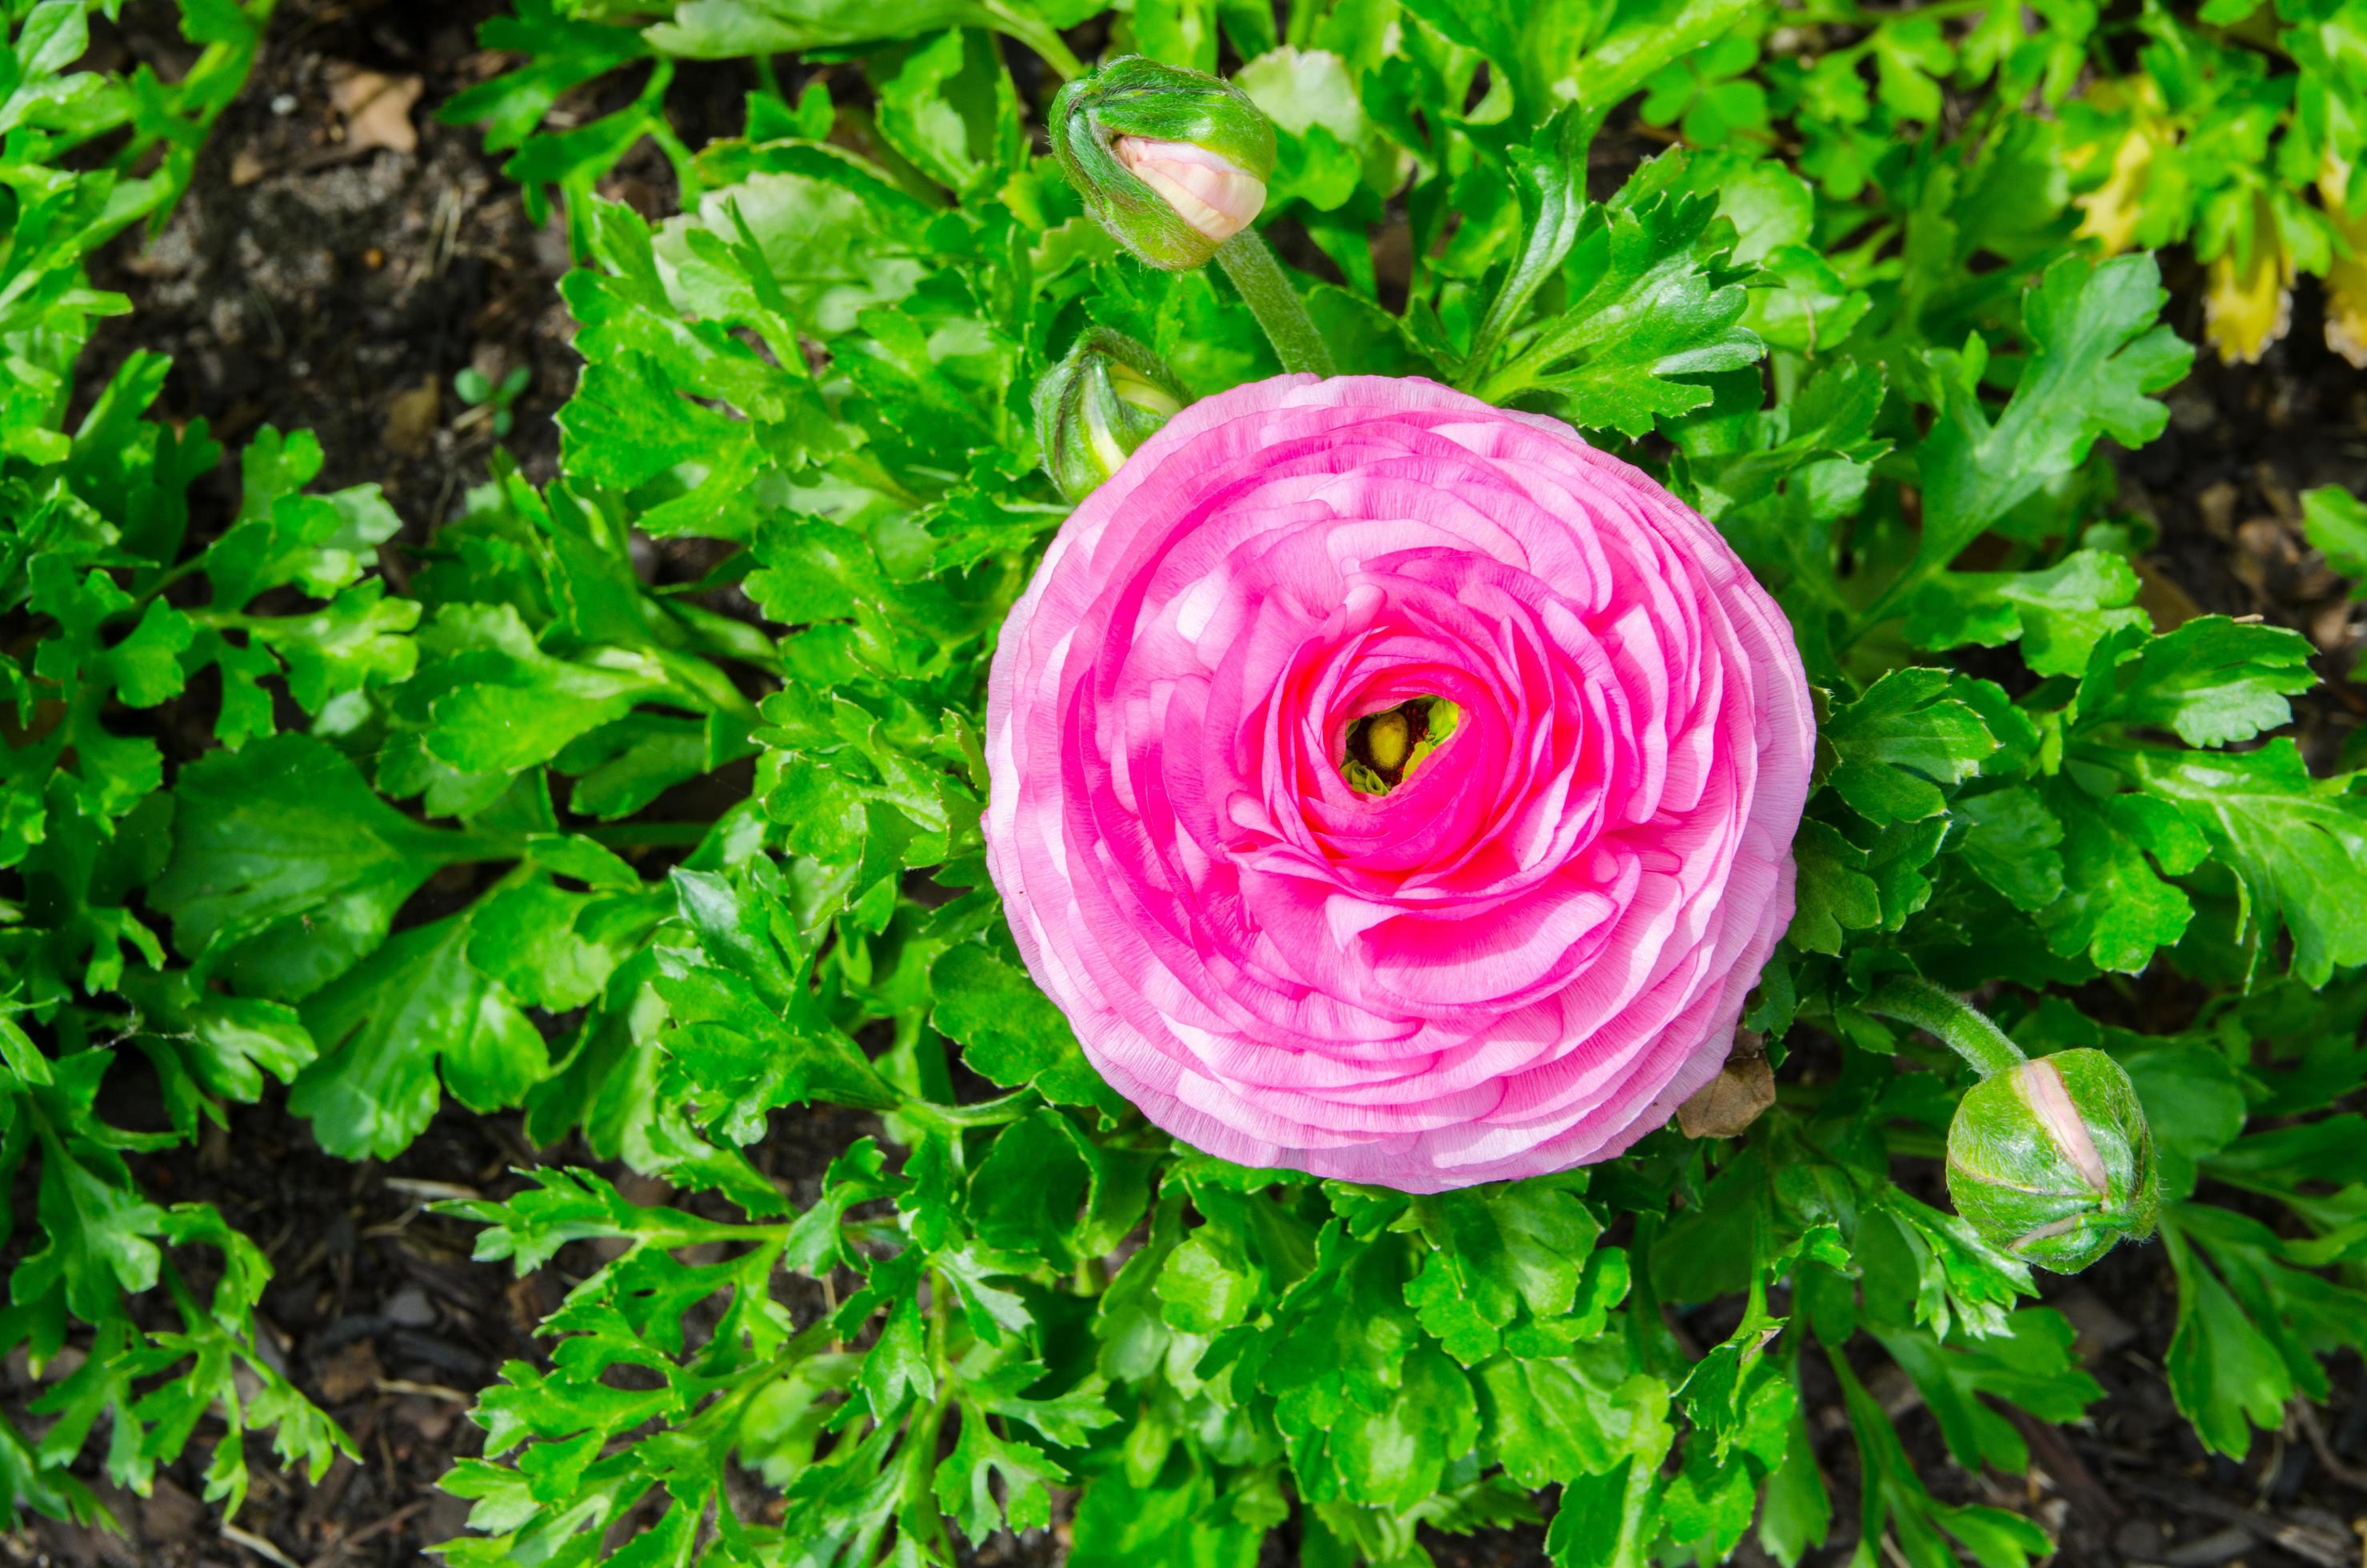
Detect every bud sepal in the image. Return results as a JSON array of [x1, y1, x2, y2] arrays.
[[1034, 328, 1188, 502]]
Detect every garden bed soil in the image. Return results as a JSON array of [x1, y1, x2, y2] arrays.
[[7, 2, 2365, 1564]]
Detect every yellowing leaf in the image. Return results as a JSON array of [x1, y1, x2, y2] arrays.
[[2320, 155, 2367, 367], [2201, 201, 2292, 366]]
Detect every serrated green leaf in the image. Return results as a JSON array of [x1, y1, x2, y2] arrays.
[[1821, 670, 1995, 826], [2121, 743, 2367, 984], [2076, 617, 2316, 748], [1474, 194, 1762, 437], [1913, 254, 2191, 578], [1901, 551, 2148, 676]]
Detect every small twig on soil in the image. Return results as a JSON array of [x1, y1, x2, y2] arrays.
[[382, 1177, 482, 1201], [2161, 1524, 2253, 1567], [2112, 1475, 2357, 1568], [222, 1522, 306, 1568], [2007, 1406, 2121, 1526], [302, 1499, 429, 1568], [2293, 1399, 2367, 1497], [375, 1376, 472, 1403]]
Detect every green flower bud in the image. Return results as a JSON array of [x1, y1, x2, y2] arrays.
[[1034, 328, 1188, 501], [1945, 1049, 2158, 1274], [1050, 56, 1276, 270]]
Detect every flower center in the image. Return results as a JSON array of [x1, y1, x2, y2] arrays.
[[1342, 696, 1458, 796]]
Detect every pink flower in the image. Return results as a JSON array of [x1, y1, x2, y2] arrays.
[[985, 376, 1813, 1191]]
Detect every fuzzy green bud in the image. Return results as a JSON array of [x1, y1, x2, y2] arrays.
[[1050, 56, 1276, 269], [1034, 328, 1188, 501], [1945, 1049, 2159, 1274]]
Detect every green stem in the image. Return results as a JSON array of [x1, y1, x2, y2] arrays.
[[130, 554, 207, 612], [902, 1091, 1034, 1130], [651, 645, 762, 723], [987, 4, 1085, 79], [1216, 230, 1336, 378], [1860, 976, 2028, 1081], [897, 1267, 960, 1558], [582, 821, 712, 850], [1838, 558, 1935, 652]]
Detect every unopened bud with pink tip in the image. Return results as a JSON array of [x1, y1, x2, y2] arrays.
[[1051, 57, 1274, 270], [1861, 974, 2157, 1275], [1946, 1050, 2157, 1275]]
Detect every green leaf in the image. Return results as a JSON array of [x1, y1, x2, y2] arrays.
[[934, 1397, 1067, 1540], [1400, 1174, 1601, 1364], [1871, 1311, 2101, 1474], [1475, 194, 1762, 437], [929, 941, 1120, 1112], [2036, 780, 2205, 974], [2121, 1045, 2246, 1202], [2301, 484, 2367, 591], [2120, 743, 2367, 984], [16, 1126, 166, 1322], [290, 908, 549, 1159], [1953, 787, 2065, 913], [2074, 618, 2316, 748], [1912, 254, 2192, 578], [653, 864, 902, 1130], [101, 600, 194, 707], [874, 28, 1021, 196], [1481, 1352, 1669, 1490], [2162, 1216, 2293, 1460], [466, 878, 651, 1012], [1070, 1453, 1273, 1568], [1819, 670, 1995, 826], [1392, 0, 1599, 121], [1901, 551, 2148, 676], [648, 0, 995, 58], [148, 733, 479, 986], [1325, 1343, 1478, 1512], [1831, 1350, 2053, 1568], [1788, 819, 1882, 955], [1865, 1190, 2033, 1343], [1756, 1356, 1831, 1566], [389, 603, 674, 778], [122, 970, 315, 1109], [438, 4, 652, 153]]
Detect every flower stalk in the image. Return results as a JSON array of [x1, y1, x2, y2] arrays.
[[1216, 229, 1336, 378], [1861, 975, 2026, 1080]]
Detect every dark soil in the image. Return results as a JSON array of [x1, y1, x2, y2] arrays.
[[9, 2, 2367, 1566], [2129, 266, 2367, 768], [78, 0, 601, 543]]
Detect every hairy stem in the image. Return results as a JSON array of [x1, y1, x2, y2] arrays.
[[1860, 975, 2028, 1081], [988, 4, 1084, 78], [1216, 230, 1336, 378]]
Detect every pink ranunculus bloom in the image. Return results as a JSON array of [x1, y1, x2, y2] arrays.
[[985, 375, 1813, 1192]]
